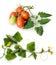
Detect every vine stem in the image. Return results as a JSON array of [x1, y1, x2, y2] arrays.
[[11, 49, 20, 54], [0, 48, 6, 59], [28, 51, 49, 58], [0, 43, 53, 60], [28, 47, 53, 58]]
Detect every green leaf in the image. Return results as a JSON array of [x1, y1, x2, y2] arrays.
[[4, 38, 10, 46], [23, 18, 34, 29], [6, 35, 17, 43], [14, 44, 21, 49], [5, 53, 16, 61], [35, 26, 43, 36], [13, 32, 23, 42], [5, 48, 16, 60], [18, 49, 26, 58], [7, 48, 12, 54], [27, 42, 35, 52], [33, 52, 37, 59], [38, 12, 52, 17], [38, 19, 50, 25], [41, 48, 44, 53]]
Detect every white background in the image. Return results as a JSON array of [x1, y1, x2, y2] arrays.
[[0, 0, 56, 65]]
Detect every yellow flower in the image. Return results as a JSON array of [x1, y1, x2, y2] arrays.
[[7, 41, 12, 47], [48, 46, 51, 49], [50, 51, 53, 55]]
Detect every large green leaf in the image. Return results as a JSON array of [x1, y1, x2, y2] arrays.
[[18, 49, 26, 58], [5, 53, 16, 61], [23, 18, 34, 29], [13, 32, 23, 42], [35, 26, 43, 36], [38, 19, 50, 25], [38, 12, 52, 17], [27, 42, 35, 52], [5, 49, 16, 60]]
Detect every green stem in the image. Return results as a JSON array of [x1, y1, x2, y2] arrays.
[[28, 9, 33, 16], [11, 49, 20, 54], [28, 51, 49, 58], [0, 53, 5, 59], [0, 48, 6, 59], [28, 53, 33, 58], [23, 6, 33, 9], [11, 47, 26, 54]]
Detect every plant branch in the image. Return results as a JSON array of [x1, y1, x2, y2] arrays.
[[28, 50, 50, 58]]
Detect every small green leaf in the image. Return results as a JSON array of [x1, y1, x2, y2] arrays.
[[13, 32, 23, 42], [33, 52, 37, 59], [18, 49, 26, 58], [2, 45, 4, 49], [38, 12, 52, 17], [27, 42, 35, 52], [14, 44, 21, 49], [38, 19, 50, 25], [4, 38, 10, 46], [5, 53, 16, 61], [35, 26, 43, 36], [23, 18, 34, 29], [41, 48, 44, 53]]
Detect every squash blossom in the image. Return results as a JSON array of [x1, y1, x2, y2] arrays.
[[7, 41, 12, 47], [48, 46, 51, 49], [50, 51, 53, 55]]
